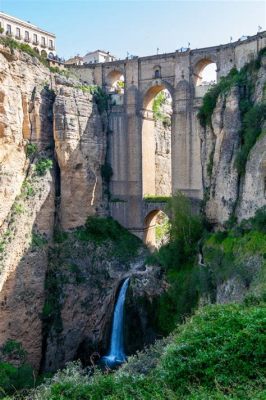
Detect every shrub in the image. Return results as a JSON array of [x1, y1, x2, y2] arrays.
[[0, 36, 48, 66], [235, 104, 266, 175], [74, 216, 142, 262], [90, 86, 110, 114], [31, 233, 47, 248], [12, 202, 24, 215], [26, 143, 38, 158], [252, 206, 266, 233], [22, 180, 35, 198], [197, 68, 239, 127], [35, 158, 53, 176], [152, 191, 203, 269], [0, 362, 35, 397]]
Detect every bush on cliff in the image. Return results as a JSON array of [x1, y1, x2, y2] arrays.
[[0, 341, 35, 398]]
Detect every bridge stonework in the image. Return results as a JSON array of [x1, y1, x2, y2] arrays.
[[69, 33, 266, 241]]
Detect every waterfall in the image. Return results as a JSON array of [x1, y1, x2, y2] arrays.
[[102, 277, 130, 367]]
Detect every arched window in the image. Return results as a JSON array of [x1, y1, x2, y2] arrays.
[[155, 69, 161, 79]]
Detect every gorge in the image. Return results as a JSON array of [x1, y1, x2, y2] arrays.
[[0, 31, 265, 399]]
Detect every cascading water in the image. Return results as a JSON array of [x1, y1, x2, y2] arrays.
[[101, 277, 130, 367]]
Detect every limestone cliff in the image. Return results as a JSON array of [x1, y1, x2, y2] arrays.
[[0, 44, 107, 369], [53, 76, 106, 229], [200, 55, 266, 225], [0, 45, 164, 373]]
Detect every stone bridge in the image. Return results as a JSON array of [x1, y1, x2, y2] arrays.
[[69, 32, 266, 245]]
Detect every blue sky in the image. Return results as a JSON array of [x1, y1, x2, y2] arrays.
[[1, 0, 265, 59]]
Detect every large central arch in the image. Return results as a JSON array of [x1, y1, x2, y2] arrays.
[[141, 80, 174, 197]]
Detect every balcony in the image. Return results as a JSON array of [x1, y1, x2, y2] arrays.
[[24, 37, 31, 43], [15, 35, 21, 40], [48, 45, 55, 50], [41, 43, 47, 48], [33, 40, 39, 45], [6, 31, 13, 37]]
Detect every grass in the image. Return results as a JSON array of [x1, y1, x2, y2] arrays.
[[24, 301, 266, 400]]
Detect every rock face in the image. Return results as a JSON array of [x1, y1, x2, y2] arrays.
[[53, 76, 106, 230], [0, 45, 107, 370], [0, 46, 163, 373], [200, 60, 266, 225], [155, 119, 171, 196], [41, 235, 165, 372], [202, 88, 241, 224]]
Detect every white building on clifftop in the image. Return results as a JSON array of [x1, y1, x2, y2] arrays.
[[0, 12, 56, 58], [83, 50, 116, 64]]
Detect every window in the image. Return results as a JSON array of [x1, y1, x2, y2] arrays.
[[155, 69, 161, 79], [6, 24, 11, 34], [16, 27, 20, 38], [25, 31, 29, 40], [49, 39, 53, 49], [41, 36, 45, 46], [33, 34, 38, 44]]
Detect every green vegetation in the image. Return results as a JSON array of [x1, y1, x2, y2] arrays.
[[152, 91, 166, 120], [31, 232, 48, 248], [152, 90, 172, 127], [25, 301, 266, 400], [90, 86, 111, 115], [145, 192, 204, 334], [0, 36, 48, 66], [21, 179, 35, 198], [149, 192, 203, 269], [11, 202, 24, 215], [49, 67, 71, 78], [0, 340, 35, 398], [198, 48, 266, 175], [35, 158, 53, 176], [235, 103, 266, 174], [41, 216, 143, 350], [26, 143, 38, 158], [144, 195, 170, 202], [203, 206, 266, 298], [74, 216, 142, 261]]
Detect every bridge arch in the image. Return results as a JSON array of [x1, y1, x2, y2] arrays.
[[141, 80, 174, 197], [144, 209, 170, 249], [105, 69, 125, 93], [193, 57, 218, 86], [141, 79, 175, 109]]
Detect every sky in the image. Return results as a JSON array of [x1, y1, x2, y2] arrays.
[[0, 0, 265, 60]]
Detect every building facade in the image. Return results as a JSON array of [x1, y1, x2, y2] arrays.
[[83, 50, 116, 64], [0, 12, 56, 58], [65, 56, 84, 66]]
